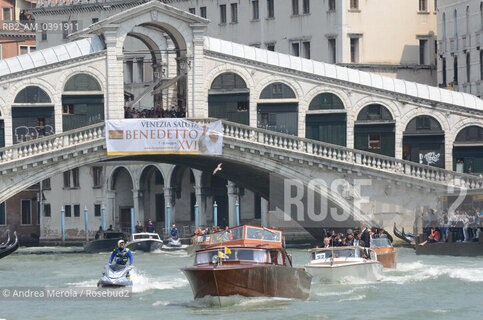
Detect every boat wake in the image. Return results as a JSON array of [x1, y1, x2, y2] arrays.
[[381, 261, 483, 284], [130, 269, 188, 293], [337, 294, 366, 303], [187, 295, 294, 311]]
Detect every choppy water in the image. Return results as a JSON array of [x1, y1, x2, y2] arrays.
[[1, 248, 482, 319]]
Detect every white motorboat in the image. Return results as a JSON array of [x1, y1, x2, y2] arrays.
[[126, 232, 164, 252], [304, 246, 383, 283]]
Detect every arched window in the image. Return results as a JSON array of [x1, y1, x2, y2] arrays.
[[14, 86, 51, 104], [443, 12, 446, 39], [454, 9, 458, 37], [64, 73, 102, 92], [455, 126, 483, 143], [259, 82, 296, 99], [209, 72, 249, 125], [356, 104, 393, 121], [308, 93, 344, 110], [405, 115, 443, 133], [210, 72, 247, 90]]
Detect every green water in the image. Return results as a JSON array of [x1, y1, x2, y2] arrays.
[[0, 248, 482, 320]]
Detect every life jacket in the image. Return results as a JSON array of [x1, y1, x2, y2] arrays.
[[113, 248, 130, 265]]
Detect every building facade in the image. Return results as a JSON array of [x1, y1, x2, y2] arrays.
[[33, 0, 438, 85]]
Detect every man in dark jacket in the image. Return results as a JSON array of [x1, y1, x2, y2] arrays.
[[360, 223, 371, 248]]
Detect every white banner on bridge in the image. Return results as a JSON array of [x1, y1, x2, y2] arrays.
[[105, 119, 223, 155]]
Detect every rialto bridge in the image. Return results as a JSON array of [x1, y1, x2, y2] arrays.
[[0, 1, 482, 241]]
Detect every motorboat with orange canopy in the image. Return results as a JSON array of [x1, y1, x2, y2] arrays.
[[182, 225, 312, 300]]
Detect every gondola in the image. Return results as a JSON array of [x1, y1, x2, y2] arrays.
[[0, 231, 19, 259], [0, 230, 10, 249], [393, 223, 416, 244]]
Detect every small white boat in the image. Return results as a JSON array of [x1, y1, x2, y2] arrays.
[[162, 237, 188, 251], [304, 246, 383, 283], [126, 232, 164, 252]]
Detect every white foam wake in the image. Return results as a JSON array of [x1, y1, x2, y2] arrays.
[[130, 269, 188, 293]]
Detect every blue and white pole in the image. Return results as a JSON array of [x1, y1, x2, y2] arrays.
[[213, 201, 218, 227], [130, 208, 135, 235], [84, 206, 89, 242], [101, 206, 106, 231], [61, 206, 65, 243], [235, 200, 240, 226], [194, 202, 199, 229]]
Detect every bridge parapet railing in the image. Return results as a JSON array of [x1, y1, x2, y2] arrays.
[[0, 123, 105, 166], [190, 118, 483, 190]]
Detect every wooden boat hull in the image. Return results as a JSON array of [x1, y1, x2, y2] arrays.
[[375, 248, 398, 268], [415, 241, 483, 257], [182, 265, 312, 300], [306, 261, 383, 283]]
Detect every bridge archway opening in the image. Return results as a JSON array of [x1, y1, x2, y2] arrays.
[[110, 167, 134, 232], [306, 92, 346, 146], [123, 21, 188, 116], [257, 82, 298, 135], [169, 166, 196, 226], [208, 72, 249, 125], [453, 125, 483, 173], [62, 73, 104, 131], [403, 115, 445, 168], [354, 104, 395, 157], [139, 165, 165, 227], [12, 86, 54, 144]]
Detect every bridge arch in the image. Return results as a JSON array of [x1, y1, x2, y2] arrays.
[[138, 164, 166, 225], [353, 103, 396, 157], [108, 166, 136, 231], [402, 115, 445, 167], [208, 72, 250, 125], [453, 125, 483, 173], [61, 72, 105, 132], [304, 90, 348, 146]]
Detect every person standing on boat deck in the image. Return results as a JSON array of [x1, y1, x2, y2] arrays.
[[323, 237, 331, 248], [360, 224, 371, 248], [135, 221, 143, 233], [146, 219, 155, 233]]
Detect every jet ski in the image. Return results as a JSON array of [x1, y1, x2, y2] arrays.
[[97, 264, 133, 288], [162, 237, 186, 251]]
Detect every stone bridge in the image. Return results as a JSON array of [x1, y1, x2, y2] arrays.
[[1, 119, 481, 233]]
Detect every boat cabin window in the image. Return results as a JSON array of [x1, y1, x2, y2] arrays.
[[246, 227, 281, 241], [311, 249, 362, 260], [210, 226, 244, 244], [134, 234, 150, 240], [195, 248, 268, 265], [268, 250, 284, 265], [371, 238, 392, 248]]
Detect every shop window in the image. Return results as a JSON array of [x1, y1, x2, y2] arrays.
[[368, 134, 381, 149]]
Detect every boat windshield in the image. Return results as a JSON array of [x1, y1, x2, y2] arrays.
[[210, 226, 244, 244], [311, 248, 362, 260], [195, 248, 268, 264], [246, 227, 281, 242], [134, 233, 160, 240], [371, 238, 392, 248]]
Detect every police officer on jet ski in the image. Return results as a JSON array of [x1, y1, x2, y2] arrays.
[[109, 240, 133, 266]]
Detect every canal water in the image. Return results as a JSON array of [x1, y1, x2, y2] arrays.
[[1, 248, 481, 319]]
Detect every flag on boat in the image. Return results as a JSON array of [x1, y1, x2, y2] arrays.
[[218, 250, 228, 259], [224, 247, 231, 255]]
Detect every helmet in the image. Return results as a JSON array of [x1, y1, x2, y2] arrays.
[[118, 240, 125, 247], [172, 224, 176, 228]]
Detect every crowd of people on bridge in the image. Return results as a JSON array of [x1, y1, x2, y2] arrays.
[[419, 208, 482, 244], [124, 105, 186, 119]]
